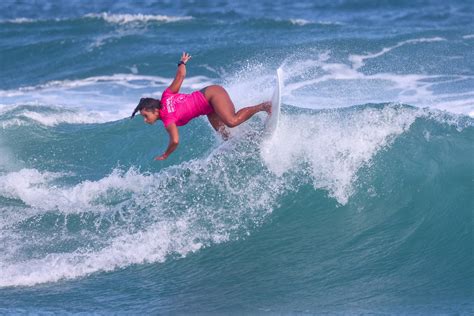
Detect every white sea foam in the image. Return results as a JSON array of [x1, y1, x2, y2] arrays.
[[0, 169, 65, 211], [85, 13, 192, 24], [0, 148, 284, 286], [1, 118, 27, 129], [0, 103, 455, 287], [0, 74, 216, 124], [22, 110, 109, 126], [275, 44, 474, 116], [0, 168, 154, 214], [289, 19, 312, 26], [1, 74, 168, 93], [0, 105, 117, 127], [348, 37, 446, 70], [288, 19, 342, 26], [261, 105, 419, 204], [1, 17, 35, 24], [87, 27, 138, 50], [0, 168, 149, 232], [0, 74, 213, 97], [462, 34, 474, 39], [1, 14, 192, 25], [0, 218, 210, 287]]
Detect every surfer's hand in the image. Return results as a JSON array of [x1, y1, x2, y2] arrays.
[[180, 52, 191, 64], [155, 154, 168, 161], [262, 101, 272, 114]]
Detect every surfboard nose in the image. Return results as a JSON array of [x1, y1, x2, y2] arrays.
[[264, 69, 283, 136]]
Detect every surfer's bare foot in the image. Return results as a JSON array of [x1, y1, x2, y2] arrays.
[[261, 101, 272, 114]]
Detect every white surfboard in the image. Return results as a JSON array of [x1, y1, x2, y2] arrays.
[[264, 68, 283, 136]]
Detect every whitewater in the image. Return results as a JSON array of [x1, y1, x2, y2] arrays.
[[1, 0, 473, 314]]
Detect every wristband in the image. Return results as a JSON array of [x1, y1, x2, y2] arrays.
[[177, 61, 186, 67]]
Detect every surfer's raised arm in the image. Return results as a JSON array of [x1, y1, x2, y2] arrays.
[[168, 52, 191, 93], [131, 52, 270, 160]]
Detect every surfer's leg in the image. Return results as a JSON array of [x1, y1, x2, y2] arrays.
[[202, 85, 270, 128], [207, 112, 230, 140]]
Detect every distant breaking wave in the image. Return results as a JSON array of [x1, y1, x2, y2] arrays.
[[85, 13, 193, 24], [1, 15, 343, 27], [0, 13, 192, 24], [289, 19, 343, 26]]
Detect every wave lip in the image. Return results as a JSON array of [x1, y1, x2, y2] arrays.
[[261, 104, 420, 204]]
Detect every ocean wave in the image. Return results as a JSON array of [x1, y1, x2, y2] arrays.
[[0, 215, 217, 287], [0, 74, 216, 124], [0, 17, 36, 23], [0, 168, 151, 217], [0, 74, 214, 97], [275, 49, 474, 116], [0, 105, 113, 127], [85, 13, 193, 24], [0, 157, 281, 286], [0, 102, 472, 287], [262, 104, 419, 204], [0, 74, 169, 94], [242, 17, 343, 28], [288, 19, 343, 26], [0, 13, 192, 25], [20, 109, 108, 126], [289, 18, 312, 26], [348, 37, 446, 70]]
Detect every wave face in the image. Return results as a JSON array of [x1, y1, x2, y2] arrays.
[[0, 104, 472, 313], [1, 0, 473, 314]]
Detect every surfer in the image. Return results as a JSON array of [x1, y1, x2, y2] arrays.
[[131, 52, 271, 160]]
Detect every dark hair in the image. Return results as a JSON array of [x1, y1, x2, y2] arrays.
[[130, 98, 162, 118]]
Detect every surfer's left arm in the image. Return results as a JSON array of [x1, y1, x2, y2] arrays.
[[168, 52, 191, 93], [155, 123, 179, 160]]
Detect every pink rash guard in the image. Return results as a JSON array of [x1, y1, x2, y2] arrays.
[[159, 88, 214, 127]]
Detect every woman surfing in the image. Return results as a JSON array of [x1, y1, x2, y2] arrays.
[[131, 52, 271, 160]]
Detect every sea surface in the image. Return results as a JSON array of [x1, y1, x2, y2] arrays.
[[0, 0, 473, 314]]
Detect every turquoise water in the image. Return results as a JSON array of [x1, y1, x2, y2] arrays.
[[1, 0, 473, 314]]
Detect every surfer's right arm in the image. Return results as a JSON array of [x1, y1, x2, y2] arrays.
[[155, 123, 179, 160], [168, 52, 191, 93]]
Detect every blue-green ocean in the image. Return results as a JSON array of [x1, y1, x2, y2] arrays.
[[1, 0, 473, 314]]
